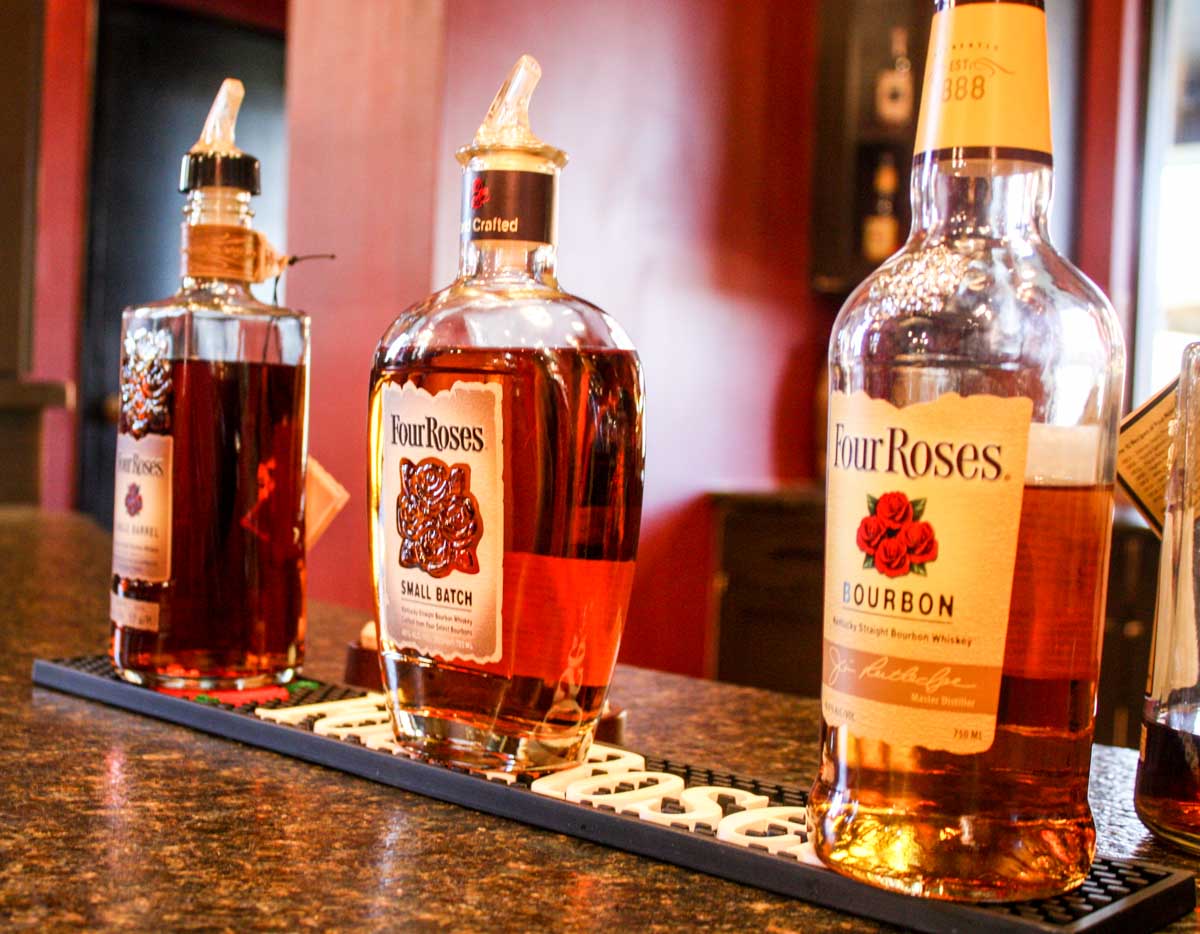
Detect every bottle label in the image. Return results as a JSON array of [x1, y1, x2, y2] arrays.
[[914, 1, 1052, 161], [111, 432, 174, 582], [461, 170, 554, 244], [180, 225, 287, 283], [110, 591, 160, 632], [822, 391, 1032, 754], [378, 380, 505, 664]]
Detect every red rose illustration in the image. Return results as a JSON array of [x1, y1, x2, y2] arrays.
[[856, 515, 887, 555], [875, 491, 913, 531], [874, 536, 911, 578], [901, 521, 938, 565], [472, 177, 490, 210], [855, 491, 936, 578]]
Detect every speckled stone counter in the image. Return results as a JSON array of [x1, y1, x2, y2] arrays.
[[1, 508, 1197, 931]]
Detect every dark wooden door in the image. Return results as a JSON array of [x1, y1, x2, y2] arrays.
[[78, 1, 285, 527]]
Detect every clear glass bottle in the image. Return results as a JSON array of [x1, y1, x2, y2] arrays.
[[810, 0, 1124, 901], [1134, 343, 1200, 852], [110, 80, 309, 689], [368, 56, 644, 773]]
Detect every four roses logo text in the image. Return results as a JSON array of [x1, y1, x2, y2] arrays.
[[855, 491, 938, 579], [396, 457, 483, 578]]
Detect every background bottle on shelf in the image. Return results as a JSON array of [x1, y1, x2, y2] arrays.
[[875, 25, 914, 128], [368, 56, 645, 773], [861, 151, 901, 262], [810, 0, 1124, 902]]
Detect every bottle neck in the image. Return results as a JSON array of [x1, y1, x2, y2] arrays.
[[910, 0, 1053, 243], [459, 239, 558, 286], [911, 156, 1052, 243], [456, 163, 560, 286], [180, 187, 257, 290]]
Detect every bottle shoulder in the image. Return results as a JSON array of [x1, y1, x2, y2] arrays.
[[373, 278, 636, 368], [831, 236, 1124, 364], [123, 286, 308, 323]]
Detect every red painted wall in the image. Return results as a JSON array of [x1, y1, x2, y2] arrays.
[[285, 1, 446, 633], [1076, 0, 1146, 359], [286, 0, 832, 675], [32, 0, 92, 511], [431, 0, 831, 674]]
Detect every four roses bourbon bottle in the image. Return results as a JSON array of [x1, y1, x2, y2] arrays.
[[810, 0, 1125, 901]]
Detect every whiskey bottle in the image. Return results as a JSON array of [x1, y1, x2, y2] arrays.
[[875, 26, 914, 128], [110, 80, 309, 689], [811, 0, 1124, 901], [368, 56, 645, 772], [861, 151, 900, 263]]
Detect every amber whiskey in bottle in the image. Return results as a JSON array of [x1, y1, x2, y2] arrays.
[[110, 81, 308, 689], [368, 57, 644, 772], [810, 0, 1124, 901]]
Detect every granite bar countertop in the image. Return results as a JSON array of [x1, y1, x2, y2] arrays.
[[1, 508, 1197, 931]]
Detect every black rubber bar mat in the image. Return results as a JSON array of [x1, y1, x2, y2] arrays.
[[32, 655, 1195, 934]]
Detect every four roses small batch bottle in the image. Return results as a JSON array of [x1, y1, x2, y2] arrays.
[[367, 57, 645, 772], [810, 0, 1125, 901]]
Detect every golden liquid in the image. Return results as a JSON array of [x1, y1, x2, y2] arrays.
[[368, 347, 643, 771], [810, 483, 1113, 901]]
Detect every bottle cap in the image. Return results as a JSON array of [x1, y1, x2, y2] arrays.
[[456, 55, 567, 168], [180, 78, 262, 194]]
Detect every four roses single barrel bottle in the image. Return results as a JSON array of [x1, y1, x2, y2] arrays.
[[810, 0, 1125, 901], [368, 56, 645, 772]]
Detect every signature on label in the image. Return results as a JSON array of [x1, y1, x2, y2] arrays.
[[826, 646, 977, 695]]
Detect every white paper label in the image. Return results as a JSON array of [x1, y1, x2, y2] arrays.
[[378, 380, 504, 664], [110, 591, 160, 632], [822, 392, 1032, 754], [111, 432, 173, 582]]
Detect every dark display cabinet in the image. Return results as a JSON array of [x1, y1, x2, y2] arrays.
[[810, 0, 932, 295]]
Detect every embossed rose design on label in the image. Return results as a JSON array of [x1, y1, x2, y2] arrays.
[[119, 328, 173, 439], [397, 457, 483, 578]]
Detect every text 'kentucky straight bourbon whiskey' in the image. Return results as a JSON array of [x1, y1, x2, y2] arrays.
[[368, 56, 645, 772], [810, 0, 1125, 901]]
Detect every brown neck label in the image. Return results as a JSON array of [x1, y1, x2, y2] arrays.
[[181, 224, 286, 282], [461, 170, 554, 244]]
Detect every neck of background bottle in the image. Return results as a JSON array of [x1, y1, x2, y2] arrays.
[[910, 155, 1052, 242], [459, 239, 558, 284], [181, 187, 255, 291]]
